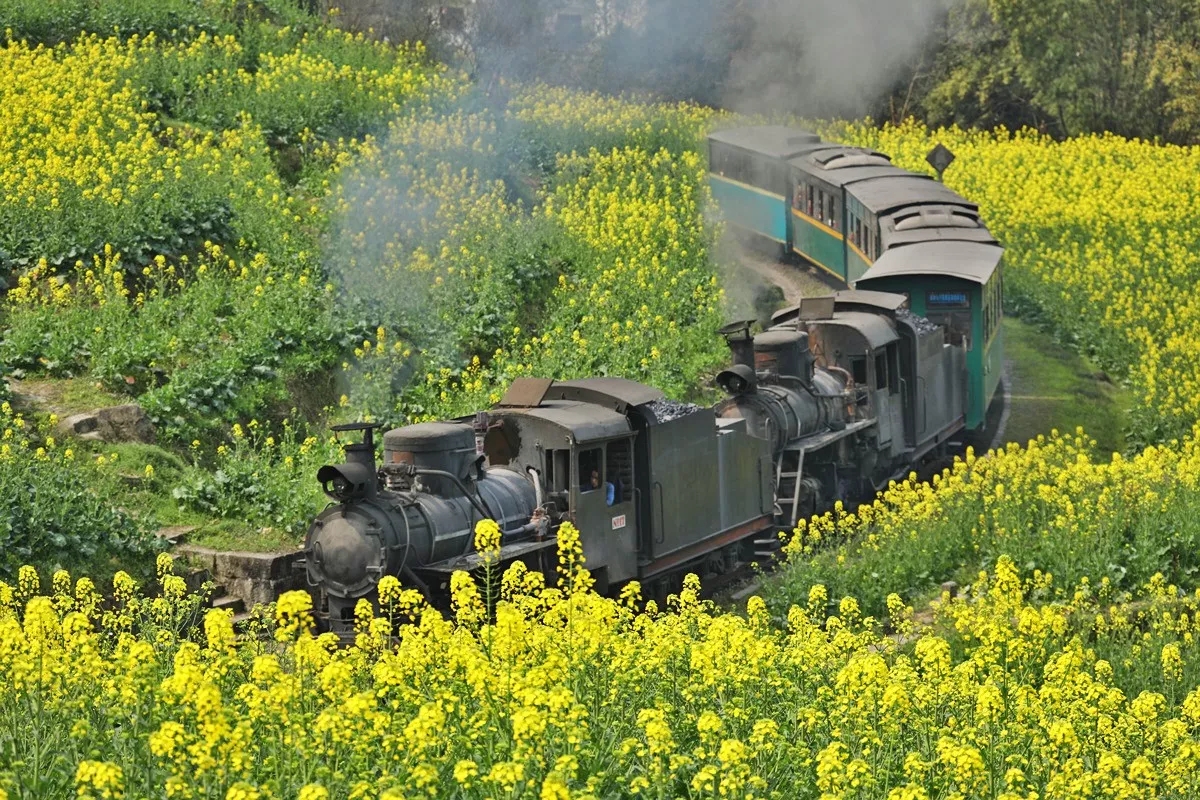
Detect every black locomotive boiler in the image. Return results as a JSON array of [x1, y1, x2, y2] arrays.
[[305, 288, 980, 625]]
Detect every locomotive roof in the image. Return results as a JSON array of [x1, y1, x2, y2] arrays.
[[859, 240, 1004, 285], [833, 290, 908, 311], [495, 400, 632, 444], [811, 310, 901, 349], [544, 377, 665, 411], [849, 175, 976, 214], [708, 125, 820, 159]]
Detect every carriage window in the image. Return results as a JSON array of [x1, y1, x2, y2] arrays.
[[995, 275, 1004, 333], [874, 352, 887, 390], [709, 144, 724, 175], [850, 356, 868, 385], [984, 281, 994, 341], [747, 156, 761, 189], [578, 448, 603, 493], [606, 439, 633, 504], [806, 184, 814, 215]]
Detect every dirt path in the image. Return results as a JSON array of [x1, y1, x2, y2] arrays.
[[735, 250, 838, 305]]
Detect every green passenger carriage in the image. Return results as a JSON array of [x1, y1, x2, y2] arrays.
[[706, 127, 819, 252]]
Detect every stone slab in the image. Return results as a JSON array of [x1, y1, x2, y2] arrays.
[[174, 543, 304, 611]]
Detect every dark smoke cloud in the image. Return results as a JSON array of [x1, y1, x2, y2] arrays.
[[723, 0, 957, 118]]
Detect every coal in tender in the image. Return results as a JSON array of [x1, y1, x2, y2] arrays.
[[644, 398, 702, 423], [897, 308, 941, 335]]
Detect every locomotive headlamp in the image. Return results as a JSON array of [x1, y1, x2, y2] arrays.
[[716, 364, 757, 396], [317, 462, 375, 501]]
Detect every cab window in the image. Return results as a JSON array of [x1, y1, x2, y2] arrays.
[[545, 448, 570, 492], [578, 448, 602, 492], [850, 356, 868, 385]]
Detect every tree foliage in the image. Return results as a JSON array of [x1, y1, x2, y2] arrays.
[[895, 0, 1200, 141]]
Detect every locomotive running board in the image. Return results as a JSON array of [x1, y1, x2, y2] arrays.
[[638, 515, 774, 580], [787, 418, 876, 453], [776, 419, 877, 526], [421, 536, 559, 575]]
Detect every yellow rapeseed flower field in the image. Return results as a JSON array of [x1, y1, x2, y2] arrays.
[[10, 8, 1200, 797], [7, 539, 1200, 798]]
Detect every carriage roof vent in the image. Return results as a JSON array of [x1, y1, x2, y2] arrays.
[[893, 207, 980, 230], [813, 148, 892, 169]]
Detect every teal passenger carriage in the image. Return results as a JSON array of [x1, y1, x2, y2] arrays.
[[706, 127, 818, 252]]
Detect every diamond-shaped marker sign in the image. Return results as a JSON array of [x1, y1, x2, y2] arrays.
[[927, 143, 955, 180]]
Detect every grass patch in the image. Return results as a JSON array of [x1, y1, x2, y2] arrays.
[[10, 377, 128, 417], [1002, 316, 1131, 454], [73, 441, 299, 553], [186, 520, 301, 554]]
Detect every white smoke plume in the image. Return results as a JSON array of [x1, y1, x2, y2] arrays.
[[722, 0, 957, 118]]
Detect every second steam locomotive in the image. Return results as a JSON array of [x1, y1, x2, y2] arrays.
[[303, 126, 1004, 623]]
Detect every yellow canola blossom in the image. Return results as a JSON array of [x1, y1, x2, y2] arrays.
[[4, 542, 1200, 798], [508, 84, 717, 157], [775, 425, 1200, 620], [0, 34, 238, 263]]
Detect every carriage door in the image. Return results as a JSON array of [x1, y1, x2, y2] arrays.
[[574, 438, 638, 584]]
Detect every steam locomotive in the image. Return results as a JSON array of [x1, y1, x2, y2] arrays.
[[302, 126, 1004, 624]]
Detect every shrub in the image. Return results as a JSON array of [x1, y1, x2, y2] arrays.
[[171, 417, 340, 535], [0, 405, 158, 579], [3, 245, 348, 444], [767, 428, 1200, 618]]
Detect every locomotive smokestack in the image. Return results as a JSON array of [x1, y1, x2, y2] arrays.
[[719, 319, 756, 371], [343, 426, 378, 471]]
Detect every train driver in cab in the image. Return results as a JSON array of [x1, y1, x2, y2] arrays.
[[586, 468, 615, 506]]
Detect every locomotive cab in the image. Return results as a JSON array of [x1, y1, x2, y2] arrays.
[[487, 377, 775, 592], [485, 378, 645, 588]]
